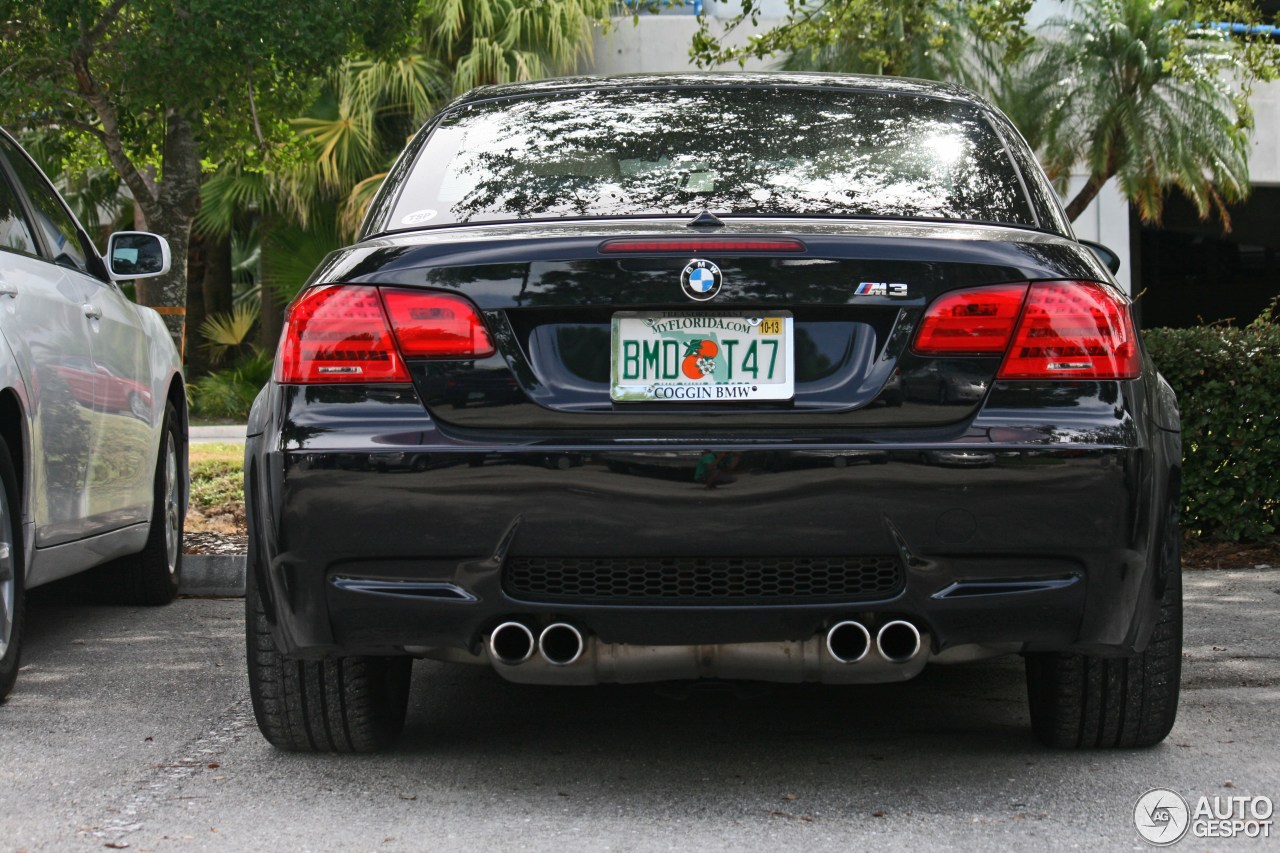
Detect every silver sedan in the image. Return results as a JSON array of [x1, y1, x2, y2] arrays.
[[0, 127, 186, 700]]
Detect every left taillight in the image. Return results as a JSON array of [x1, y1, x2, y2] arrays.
[[381, 289, 495, 359], [276, 285, 493, 384]]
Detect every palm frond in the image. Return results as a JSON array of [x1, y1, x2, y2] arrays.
[[260, 213, 344, 303], [199, 302, 261, 364], [197, 168, 268, 238], [340, 171, 388, 239]]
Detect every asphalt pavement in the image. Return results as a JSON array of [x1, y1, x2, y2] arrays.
[[2, 568, 1277, 852]]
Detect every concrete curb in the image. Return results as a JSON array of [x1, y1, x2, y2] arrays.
[[189, 424, 247, 444], [180, 554, 246, 597]]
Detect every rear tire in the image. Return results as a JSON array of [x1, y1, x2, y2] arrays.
[[96, 402, 183, 605], [245, 560, 411, 752], [0, 439, 24, 700], [1025, 525, 1182, 749]]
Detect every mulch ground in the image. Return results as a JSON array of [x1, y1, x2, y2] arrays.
[[183, 531, 248, 556], [1183, 537, 1279, 569]]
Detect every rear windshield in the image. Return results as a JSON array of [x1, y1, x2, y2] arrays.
[[374, 87, 1036, 232]]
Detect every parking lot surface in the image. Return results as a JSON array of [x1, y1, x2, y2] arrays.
[[1, 569, 1277, 852]]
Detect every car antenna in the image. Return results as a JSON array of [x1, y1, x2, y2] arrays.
[[686, 210, 725, 228]]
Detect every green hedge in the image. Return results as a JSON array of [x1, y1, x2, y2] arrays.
[[1144, 308, 1280, 542]]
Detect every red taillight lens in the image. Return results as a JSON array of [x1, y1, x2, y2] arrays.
[[914, 284, 1029, 355], [276, 285, 408, 384], [914, 280, 1140, 380], [598, 238, 806, 254], [277, 285, 493, 384], [998, 281, 1139, 380], [380, 289, 495, 358]]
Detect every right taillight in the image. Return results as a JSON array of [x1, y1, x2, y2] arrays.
[[914, 280, 1139, 380], [998, 281, 1139, 380], [276, 285, 493, 384]]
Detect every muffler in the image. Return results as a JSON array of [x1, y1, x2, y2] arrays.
[[488, 621, 535, 665], [825, 620, 871, 664], [539, 623, 585, 666], [876, 620, 922, 663]]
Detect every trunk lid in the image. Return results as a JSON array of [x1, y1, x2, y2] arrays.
[[312, 218, 1105, 431]]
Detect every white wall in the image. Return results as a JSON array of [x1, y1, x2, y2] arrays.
[[1062, 179, 1133, 292], [592, 15, 783, 74], [1246, 78, 1280, 186]]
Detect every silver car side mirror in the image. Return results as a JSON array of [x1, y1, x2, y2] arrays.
[[107, 231, 172, 280]]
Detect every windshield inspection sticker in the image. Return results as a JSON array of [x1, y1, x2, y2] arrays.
[[401, 209, 438, 226]]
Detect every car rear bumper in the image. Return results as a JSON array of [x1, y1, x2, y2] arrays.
[[246, 381, 1179, 671]]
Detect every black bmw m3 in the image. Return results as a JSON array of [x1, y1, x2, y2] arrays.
[[244, 73, 1182, 752]]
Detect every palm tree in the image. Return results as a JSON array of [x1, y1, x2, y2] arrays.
[[1038, 0, 1250, 224], [779, 0, 1251, 227], [197, 54, 447, 349], [423, 0, 610, 93], [197, 0, 610, 357]]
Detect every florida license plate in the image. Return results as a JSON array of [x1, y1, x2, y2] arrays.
[[610, 312, 795, 402]]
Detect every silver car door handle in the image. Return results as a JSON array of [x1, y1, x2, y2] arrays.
[[83, 303, 102, 320], [0, 282, 16, 298]]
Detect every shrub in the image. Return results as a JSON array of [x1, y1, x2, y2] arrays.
[[190, 352, 273, 421], [1144, 305, 1280, 542]]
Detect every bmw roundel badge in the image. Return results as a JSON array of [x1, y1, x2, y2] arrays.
[[681, 259, 722, 301]]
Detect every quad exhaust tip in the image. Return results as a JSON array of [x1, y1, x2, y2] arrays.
[[826, 620, 872, 664], [488, 621, 536, 665], [876, 620, 922, 663], [539, 623, 586, 666]]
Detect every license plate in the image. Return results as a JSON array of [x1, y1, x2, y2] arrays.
[[610, 311, 794, 402]]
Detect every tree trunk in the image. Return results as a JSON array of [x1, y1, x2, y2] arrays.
[[184, 230, 210, 380], [70, 45, 200, 350], [260, 281, 283, 353], [203, 231, 234, 319], [1064, 172, 1112, 222], [258, 215, 284, 352], [131, 114, 202, 351]]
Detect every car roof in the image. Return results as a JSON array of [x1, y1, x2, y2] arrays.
[[451, 72, 985, 110]]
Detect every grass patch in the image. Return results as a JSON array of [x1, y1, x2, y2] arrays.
[[187, 442, 244, 534]]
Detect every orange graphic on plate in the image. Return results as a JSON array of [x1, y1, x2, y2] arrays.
[[681, 339, 719, 379]]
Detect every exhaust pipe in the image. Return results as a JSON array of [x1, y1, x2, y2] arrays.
[[876, 620, 922, 663], [825, 620, 871, 664], [488, 621, 535, 665], [539, 623, 586, 666]]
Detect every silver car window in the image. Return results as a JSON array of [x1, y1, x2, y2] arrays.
[[0, 136, 91, 273], [0, 169, 38, 256]]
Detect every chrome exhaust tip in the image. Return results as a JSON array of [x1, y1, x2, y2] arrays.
[[539, 623, 586, 666], [876, 620, 922, 663], [488, 621, 536, 665], [825, 620, 872, 664]]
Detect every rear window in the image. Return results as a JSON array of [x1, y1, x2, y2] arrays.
[[375, 87, 1036, 233]]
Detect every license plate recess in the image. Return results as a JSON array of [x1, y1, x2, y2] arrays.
[[610, 311, 794, 402]]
